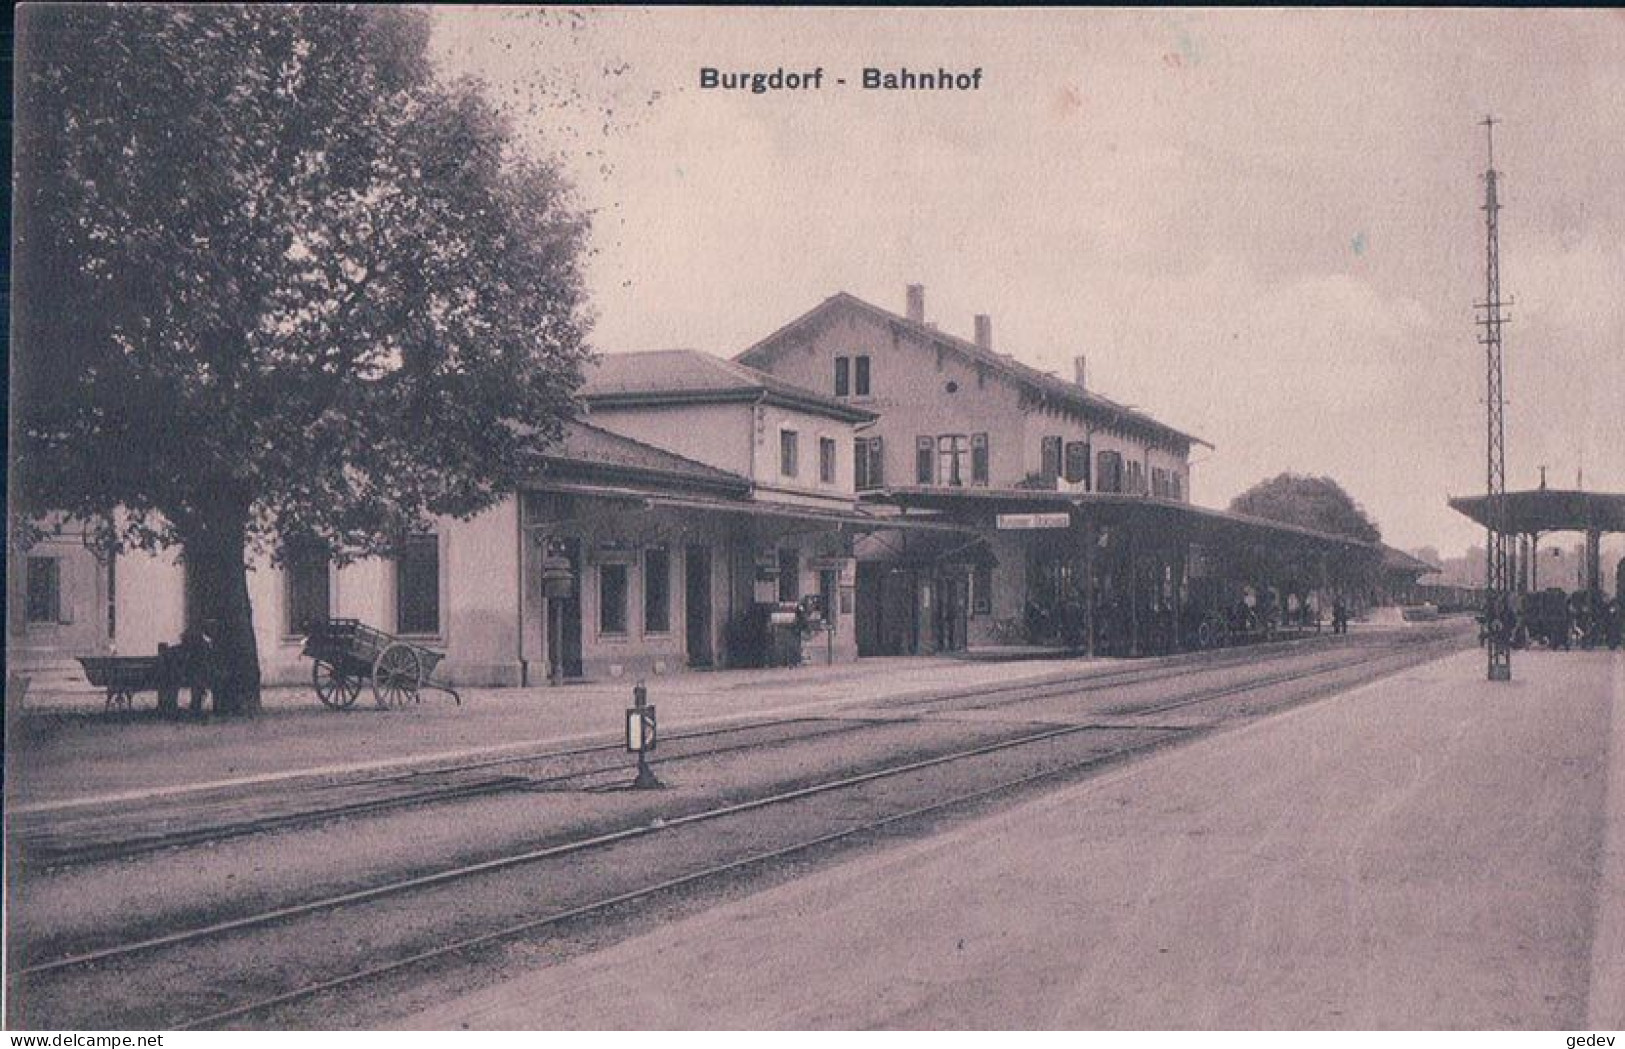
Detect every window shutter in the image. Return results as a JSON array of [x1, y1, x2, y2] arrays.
[[1040, 436, 1062, 482], [916, 436, 934, 484], [855, 355, 871, 396], [971, 433, 989, 485], [1064, 441, 1088, 484], [834, 356, 850, 397]]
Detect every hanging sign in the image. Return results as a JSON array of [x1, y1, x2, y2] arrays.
[[996, 512, 1071, 530]]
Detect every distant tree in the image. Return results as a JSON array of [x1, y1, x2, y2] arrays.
[[1225, 473, 1384, 596], [1228, 474, 1381, 544], [12, 6, 592, 714]]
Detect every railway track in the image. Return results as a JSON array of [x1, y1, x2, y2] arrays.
[[8, 629, 1467, 1030], [12, 628, 1447, 868]]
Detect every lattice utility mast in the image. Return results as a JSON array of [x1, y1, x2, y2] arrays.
[[1476, 115, 1513, 682]]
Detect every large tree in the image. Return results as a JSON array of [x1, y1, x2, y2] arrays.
[[1228, 473, 1381, 544], [12, 6, 592, 714], [1226, 473, 1384, 595]]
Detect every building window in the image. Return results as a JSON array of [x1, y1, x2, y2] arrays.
[[396, 534, 440, 636], [1096, 450, 1124, 493], [834, 356, 850, 397], [644, 546, 670, 634], [936, 434, 969, 487], [819, 437, 837, 484], [855, 436, 885, 490], [854, 355, 871, 396], [780, 429, 799, 477], [285, 543, 331, 636], [1064, 441, 1090, 486], [973, 561, 993, 616], [26, 557, 61, 624], [1152, 467, 1170, 498], [1040, 436, 1063, 483], [1172, 471, 1184, 502], [599, 563, 629, 635], [777, 548, 799, 603], [1127, 460, 1146, 495], [971, 433, 989, 485], [915, 436, 934, 484]]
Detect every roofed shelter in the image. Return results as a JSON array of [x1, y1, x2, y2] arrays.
[[1449, 489, 1625, 597], [877, 485, 1383, 658]]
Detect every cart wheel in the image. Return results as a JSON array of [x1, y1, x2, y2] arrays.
[[312, 660, 360, 709], [106, 689, 132, 712], [372, 644, 422, 709]]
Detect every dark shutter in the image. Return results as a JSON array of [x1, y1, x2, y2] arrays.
[[834, 356, 850, 397], [971, 433, 989, 485], [1040, 436, 1062, 482], [855, 355, 871, 396], [916, 436, 934, 484], [1064, 441, 1089, 484]]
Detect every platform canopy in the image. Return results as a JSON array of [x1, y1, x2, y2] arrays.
[[1448, 490, 1625, 535], [872, 486, 1380, 555]]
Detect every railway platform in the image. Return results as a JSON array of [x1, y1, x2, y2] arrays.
[[7, 624, 1440, 813], [402, 645, 1625, 1030], [9, 651, 1086, 812]]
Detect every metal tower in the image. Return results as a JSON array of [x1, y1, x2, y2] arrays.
[[1475, 115, 1513, 681]]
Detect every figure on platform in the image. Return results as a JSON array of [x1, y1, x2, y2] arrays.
[[1331, 596, 1349, 636], [1607, 594, 1623, 650]]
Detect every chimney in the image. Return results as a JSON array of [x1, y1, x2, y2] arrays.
[[1072, 355, 1088, 390], [974, 314, 993, 351], [906, 284, 926, 324]]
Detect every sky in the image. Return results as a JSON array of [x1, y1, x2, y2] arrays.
[[430, 8, 1625, 559]]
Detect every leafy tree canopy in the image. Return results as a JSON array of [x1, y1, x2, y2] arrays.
[[1228, 473, 1382, 545], [12, 5, 594, 712], [13, 3, 592, 560]]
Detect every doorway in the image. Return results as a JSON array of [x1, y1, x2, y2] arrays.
[[685, 545, 712, 667], [935, 569, 969, 652], [548, 539, 583, 680]]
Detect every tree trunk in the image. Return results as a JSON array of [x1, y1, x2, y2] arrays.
[[181, 509, 262, 716]]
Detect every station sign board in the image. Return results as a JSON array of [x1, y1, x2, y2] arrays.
[[995, 512, 1071, 530]]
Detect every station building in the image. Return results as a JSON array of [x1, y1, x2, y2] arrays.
[[7, 353, 915, 689], [736, 285, 1378, 657], [8, 292, 1389, 694]]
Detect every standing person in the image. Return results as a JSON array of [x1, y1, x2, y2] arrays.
[[1332, 596, 1348, 635]]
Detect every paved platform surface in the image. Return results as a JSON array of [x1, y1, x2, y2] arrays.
[[9, 653, 1119, 811], [8, 624, 1440, 813], [402, 648, 1625, 1030]]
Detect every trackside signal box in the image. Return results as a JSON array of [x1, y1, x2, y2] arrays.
[[626, 704, 657, 752]]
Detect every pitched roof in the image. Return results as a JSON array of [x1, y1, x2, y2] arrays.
[[529, 418, 750, 496], [736, 292, 1210, 450], [1380, 545, 1441, 575], [581, 349, 875, 423]]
